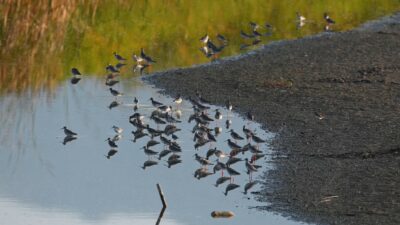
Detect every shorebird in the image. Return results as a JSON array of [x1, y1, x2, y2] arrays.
[[167, 158, 182, 168], [62, 135, 77, 145], [200, 34, 209, 44], [146, 125, 163, 138], [249, 21, 260, 31], [106, 138, 118, 148], [111, 134, 122, 143], [207, 131, 217, 143], [142, 146, 159, 157], [225, 119, 232, 129], [113, 52, 126, 61], [242, 143, 262, 154], [146, 139, 160, 148], [112, 125, 123, 134], [109, 88, 123, 98], [200, 112, 214, 122], [141, 160, 158, 170], [62, 126, 77, 136], [246, 111, 255, 121], [253, 29, 262, 37], [206, 40, 225, 55], [105, 149, 118, 159], [243, 125, 255, 139], [243, 180, 258, 194], [240, 30, 255, 39], [150, 115, 167, 125], [140, 48, 156, 64], [134, 64, 149, 75], [105, 79, 119, 87], [115, 62, 126, 69], [169, 142, 182, 153], [164, 124, 181, 136], [160, 135, 172, 146], [226, 156, 243, 167], [106, 64, 120, 73], [158, 105, 172, 113], [226, 139, 242, 150], [199, 46, 214, 58], [108, 101, 121, 110], [173, 94, 182, 105], [324, 13, 335, 24], [134, 97, 139, 105], [214, 109, 223, 120], [215, 150, 228, 159], [226, 100, 233, 112], [251, 135, 266, 144], [296, 12, 306, 23], [150, 97, 163, 107], [70, 77, 81, 84], [194, 153, 214, 166], [216, 34, 228, 45], [213, 159, 227, 174], [214, 126, 222, 136], [245, 158, 258, 173], [226, 166, 241, 176], [168, 153, 181, 161], [165, 114, 182, 124], [215, 176, 231, 187], [224, 183, 240, 196], [158, 149, 172, 160], [132, 130, 148, 142], [132, 54, 145, 64], [206, 147, 217, 159], [251, 153, 265, 163], [228, 129, 244, 141], [71, 68, 82, 76], [194, 168, 206, 178]]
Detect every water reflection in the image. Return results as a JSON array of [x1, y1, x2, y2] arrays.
[[1, 0, 399, 94], [0, 78, 309, 225]]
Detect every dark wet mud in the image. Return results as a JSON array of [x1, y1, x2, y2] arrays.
[[146, 13, 400, 225]]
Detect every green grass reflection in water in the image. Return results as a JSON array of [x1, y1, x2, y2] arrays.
[[0, 0, 399, 94]]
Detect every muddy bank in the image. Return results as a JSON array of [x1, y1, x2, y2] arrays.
[[145, 13, 400, 225]]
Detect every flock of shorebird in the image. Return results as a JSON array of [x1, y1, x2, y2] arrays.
[[66, 56, 266, 196], [62, 79, 266, 196], [63, 12, 335, 196], [198, 12, 336, 58], [68, 11, 336, 81]]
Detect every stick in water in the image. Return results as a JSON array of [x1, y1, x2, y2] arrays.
[[157, 183, 167, 208]]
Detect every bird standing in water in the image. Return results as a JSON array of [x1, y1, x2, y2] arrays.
[[62, 126, 77, 136], [324, 13, 335, 24], [113, 52, 126, 61]]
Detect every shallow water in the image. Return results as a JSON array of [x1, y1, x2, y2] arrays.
[[1, 1, 399, 224], [0, 77, 310, 225]]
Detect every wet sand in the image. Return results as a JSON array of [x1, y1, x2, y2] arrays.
[[145, 13, 400, 225]]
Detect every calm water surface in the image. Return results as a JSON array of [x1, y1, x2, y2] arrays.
[[1, 1, 399, 224], [0, 77, 305, 225]]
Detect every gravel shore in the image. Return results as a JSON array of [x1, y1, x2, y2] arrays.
[[146, 13, 400, 225]]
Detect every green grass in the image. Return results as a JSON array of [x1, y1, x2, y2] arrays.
[[0, 0, 399, 94]]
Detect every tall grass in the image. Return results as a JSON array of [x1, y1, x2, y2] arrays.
[[0, 0, 399, 94]]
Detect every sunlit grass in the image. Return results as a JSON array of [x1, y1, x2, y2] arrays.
[[0, 0, 399, 94]]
